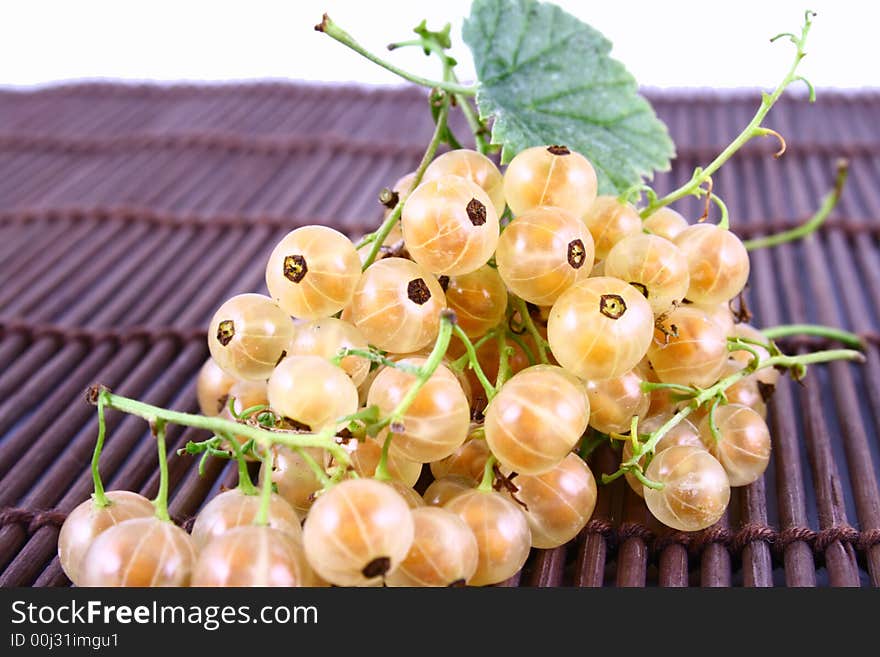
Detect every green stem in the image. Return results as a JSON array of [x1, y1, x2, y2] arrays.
[[90, 393, 110, 508], [639, 12, 815, 219], [621, 183, 657, 207], [255, 446, 273, 526], [337, 405, 382, 429], [478, 455, 497, 492], [387, 38, 431, 51], [711, 193, 730, 230], [578, 431, 608, 460], [457, 93, 490, 155], [226, 396, 241, 419], [629, 415, 641, 451], [513, 297, 549, 364], [707, 397, 722, 444], [744, 159, 849, 250], [355, 232, 377, 250], [452, 325, 496, 400], [316, 15, 476, 96], [387, 35, 490, 154], [361, 91, 451, 270], [296, 447, 332, 489], [374, 434, 393, 482], [373, 313, 456, 477], [505, 330, 537, 366], [632, 467, 664, 491], [495, 331, 512, 389], [619, 347, 862, 471], [451, 330, 496, 371], [328, 461, 352, 485], [601, 468, 627, 485], [237, 404, 269, 420], [388, 313, 456, 424], [153, 420, 171, 522], [761, 323, 863, 349], [640, 381, 695, 395], [333, 348, 420, 375], [225, 432, 258, 496], [89, 388, 351, 472], [728, 338, 763, 365]]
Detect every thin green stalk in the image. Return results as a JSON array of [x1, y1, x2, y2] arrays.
[[153, 420, 171, 522], [615, 347, 863, 476], [374, 313, 457, 478], [505, 330, 536, 366], [761, 323, 863, 349], [478, 455, 497, 492], [451, 330, 496, 371], [495, 331, 512, 389], [183, 423, 334, 491], [237, 404, 269, 419], [337, 406, 381, 430], [640, 11, 815, 219], [387, 38, 431, 51], [388, 313, 456, 424], [707, 397, 722, 444], [629, 415, 641, 451], [512, 297, 549, 364], [632, 467, 664, 491], [224, 432, 258, 496], [744, 159, 849, 250], [711, 192, 730, 230], [355, 232, 378, 250], [601, 468, 627, 485], [457, 93, 490, 155], [374, 434, 394, 482], [296, 447, 332, 489], [328, 460, 354, 485], [316, 15, 475, 96], [578, 432, 609, 460], [640, 381, 695, 395], [451, 68, 492, 155], [452, 325, 496, 400], [387, 34, 490, 153], [728, 338, 763, 364], [333, 348, 420, 375], [90, 393, 110, 508], [361, 92, 451, 269], [89, 388, 351, 471], [255, 446, 273, 526]]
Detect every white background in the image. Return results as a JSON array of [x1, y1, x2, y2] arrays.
[[0, 0, 875, 89]]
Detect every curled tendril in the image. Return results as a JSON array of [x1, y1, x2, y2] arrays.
[[710, 193, 730, 230], [631, 466, 663, 491], [619, 182, 658, 207], [769, 31, 798, 44], [698, 176, 714, 223], [629, 415, 641, 452], [727, 337, 763, 371], [794, 75, 816, 102], [756, 127, 787, 158]]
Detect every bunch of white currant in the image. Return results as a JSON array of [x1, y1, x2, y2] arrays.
[[59, 145, 774, 587]]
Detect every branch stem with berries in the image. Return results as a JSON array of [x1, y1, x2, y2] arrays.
[[602, 336, 863, 488]]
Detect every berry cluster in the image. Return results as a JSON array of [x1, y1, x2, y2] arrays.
[[60, 9, 861, 588], [60, 144, 793, 587]]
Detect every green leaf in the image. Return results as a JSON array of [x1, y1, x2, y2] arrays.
[[462, 0, 675, 194]]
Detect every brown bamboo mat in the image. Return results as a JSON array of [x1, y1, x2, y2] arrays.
[[0, 82, 878, 587]]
